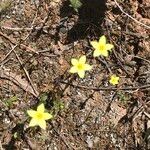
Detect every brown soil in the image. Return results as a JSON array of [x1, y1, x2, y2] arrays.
[[0, 0, 150, 149]]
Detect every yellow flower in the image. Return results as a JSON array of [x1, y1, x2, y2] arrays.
[[69, 55, 92, 78], [109, 75, 120, 85], [90, 35, 114, 57], [27, 103, 53, 130]]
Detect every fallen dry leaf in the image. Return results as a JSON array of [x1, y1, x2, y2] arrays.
[[110, 102, 127, 126], [0, 67, 39, 97]]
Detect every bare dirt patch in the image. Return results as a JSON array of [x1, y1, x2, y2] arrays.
[[0, 0, 150, 149]]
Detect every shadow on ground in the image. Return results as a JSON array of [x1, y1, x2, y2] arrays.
[[60, 0, 107, 43]]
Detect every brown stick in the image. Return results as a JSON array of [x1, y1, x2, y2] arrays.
[[60, 81, 150, 91]]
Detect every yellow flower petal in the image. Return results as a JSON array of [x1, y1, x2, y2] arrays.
[[71, 58, 78, 66], [106, 44, 114, 51], [29, 118, 38, 127], [116, 77, 119, 81], [99, 35, 106, 45], [27, 110, 36, 117], [93, 50, 101, 57], [84, 64, 92, 71], [69, 55, 92, 78], [27, 103, 53, 130], [78, 70, 85, 78], [38, 120, 46, 130], [93, 48, 109, 57], [79, 55, 86, 64], [101, 50, 109, 57], [37, 103, 45, 112], [43, 112, 53, 120], [109, 75, 119, 85], [90, 41, 99, 50], [69, 66, 77, 73]]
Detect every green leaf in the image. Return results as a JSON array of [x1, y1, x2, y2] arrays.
[[39, 93, 48, 103], [5, 96, 18, 107], [53, 100, 64, 110], [69, 0, 82, 12]]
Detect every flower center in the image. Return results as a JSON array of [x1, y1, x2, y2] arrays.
[[112, 79, 116, 82], [112, 78, 118, 84], [77, 64, 84, 70], [36, 112, 43, 120], [99, 44, 106, 51]]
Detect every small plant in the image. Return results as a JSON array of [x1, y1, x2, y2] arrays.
[[69, 0, 82, 12], [69, 55, 92, 78], [90, 35, 114, 57], [27, 103, 53, 130], [109, 74, 120, 85], [117, 91, 129, 103], [5, 96, 18, 107]]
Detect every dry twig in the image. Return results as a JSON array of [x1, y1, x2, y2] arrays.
[[114, 0, 150, 29], [60, 81, 150, 91], [12, 46, 39, 97]]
